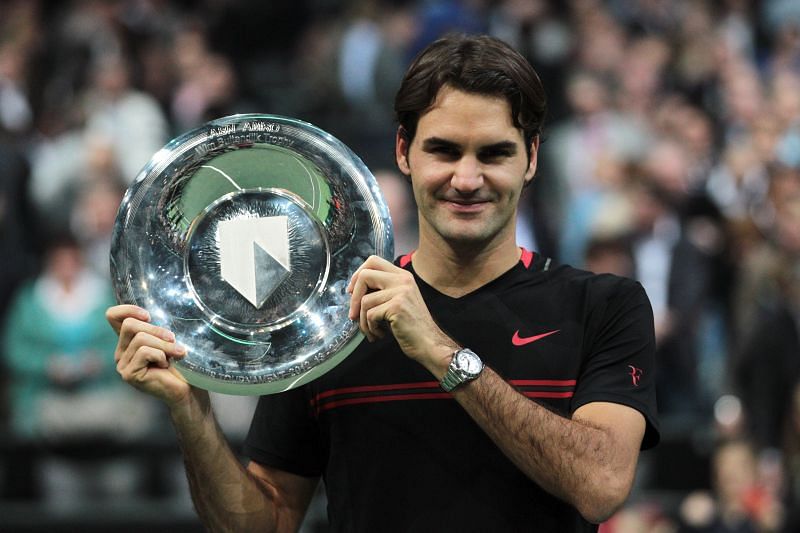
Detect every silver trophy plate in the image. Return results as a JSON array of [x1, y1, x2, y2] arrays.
[[111, 114, 394, 395]]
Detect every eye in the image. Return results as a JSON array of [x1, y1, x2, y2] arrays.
[[478, 148, 513, 163], [428, 145, 461, 159]]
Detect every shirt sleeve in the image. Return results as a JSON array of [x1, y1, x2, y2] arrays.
[[242, 386, 325, 477], [571, 277, 660, 449]]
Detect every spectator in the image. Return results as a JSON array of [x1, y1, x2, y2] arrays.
[[1, 231, 157, 504], [627, 174, 713, 416], [733, 193, 800, 450], [584, 235, 635, 278], [677, 439, 782, 532], [2, 232, 153, 442], [81, 54, 168, 183]]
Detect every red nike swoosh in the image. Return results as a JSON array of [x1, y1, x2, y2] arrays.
[[512, 329, 560, 346]]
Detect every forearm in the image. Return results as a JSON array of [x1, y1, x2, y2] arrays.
[[451, 368, 634, 522], [170, 391, 280, 532]]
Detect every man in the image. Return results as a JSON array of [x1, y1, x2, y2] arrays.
[[108, 34, 659, 532]]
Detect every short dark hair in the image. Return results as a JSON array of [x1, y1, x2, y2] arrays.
[[394, 34, 547, 150]]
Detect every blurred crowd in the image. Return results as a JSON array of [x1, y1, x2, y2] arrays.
[[1, 0, 800, 531]]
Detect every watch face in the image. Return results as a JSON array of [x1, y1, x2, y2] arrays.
[[457, 351, 482, 374]]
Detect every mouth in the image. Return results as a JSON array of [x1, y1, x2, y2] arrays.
[[441, 199, 490, 213]]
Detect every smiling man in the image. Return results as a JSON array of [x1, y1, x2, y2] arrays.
[[107, 34, 659, 532]]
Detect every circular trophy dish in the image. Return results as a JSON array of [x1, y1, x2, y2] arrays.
[[111, 114, 394, 395]]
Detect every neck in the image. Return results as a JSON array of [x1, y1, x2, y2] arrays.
[[411, 230, 521, 298]]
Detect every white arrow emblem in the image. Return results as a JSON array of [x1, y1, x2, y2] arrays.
[[218, 216, 291, 308]]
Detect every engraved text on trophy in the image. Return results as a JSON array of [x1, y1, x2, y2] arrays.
[[218, 216, 291, 308]]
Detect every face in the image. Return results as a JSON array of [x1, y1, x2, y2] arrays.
[[48, 245, 84, 287], [396, 86, 537, 249]]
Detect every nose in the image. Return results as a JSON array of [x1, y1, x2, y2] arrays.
[[451, 156, 483, 194]]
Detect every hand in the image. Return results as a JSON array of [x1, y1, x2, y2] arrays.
[[46, 353, 82, 387], [106, 304, 193, 407], [347, 256, 456, 373]]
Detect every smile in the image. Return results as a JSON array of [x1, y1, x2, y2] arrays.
[[443, 200, 489, 213]]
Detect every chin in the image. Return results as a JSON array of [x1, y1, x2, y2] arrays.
[[438, 228, 495, 246]]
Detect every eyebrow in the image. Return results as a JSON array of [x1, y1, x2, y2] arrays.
[[421, 137, 518, 154]]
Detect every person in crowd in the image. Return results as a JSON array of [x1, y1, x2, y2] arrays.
[[2, 231, 158, 504], [2, 232, 152, 442], [733, 192, 800, 450], [677, 439, 782, 532], [626, 174, 712, 416]]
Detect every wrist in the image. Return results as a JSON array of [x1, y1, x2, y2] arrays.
[[424, 341, 461, 381], [169, 388, 211, 427]]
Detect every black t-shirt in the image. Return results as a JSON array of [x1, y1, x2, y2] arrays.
[[244, 250, 659, 532]]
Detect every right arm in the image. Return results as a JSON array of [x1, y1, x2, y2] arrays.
[[107, 305, 318, 532]]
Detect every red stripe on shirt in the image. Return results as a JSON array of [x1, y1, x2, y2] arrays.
[[313, 379, 575, 404], [522, 391, 574, 399], [312, 379, 576, 412], [510, 379, 576, 387], [315, 390, 574, 412], [313, 381, 440, 403], [317, 392, 452, 412]]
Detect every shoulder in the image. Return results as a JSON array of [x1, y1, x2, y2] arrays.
[[6, 281, 38, 312], [540, 265, 654, 336], [546, 263, 647, 304]]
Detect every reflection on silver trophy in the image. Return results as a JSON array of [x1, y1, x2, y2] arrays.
[[110, 114, 394, 395]]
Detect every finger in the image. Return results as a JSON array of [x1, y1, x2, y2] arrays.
[[131, 345, 171, 371], [359, 289, 392, 337], [359, 289, 397, 341], [354, 268, 398, 290], [118, 345, 158, 378], [347, 263, 366, 295], [107, 305, 150, 334], [359, 291, 378, 342], [349, 274, 368, 321], [347, 256, 397, 294], [122, 331, 185, 366], [117, 324, 177, 364], [365, 301, 395, 341], [118, 346, 175, 387], [349, 269, 401, 320], [129, 331, 186, 360], [363, 255, 395, 270], [119, 317, 176, 350]]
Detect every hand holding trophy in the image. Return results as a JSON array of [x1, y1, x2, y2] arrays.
[[110, 114, 393, 395]]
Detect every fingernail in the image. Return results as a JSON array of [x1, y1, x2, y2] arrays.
[[164, 331, 176, 342], [175, 344, 187, 355]]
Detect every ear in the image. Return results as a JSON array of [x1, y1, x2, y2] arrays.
[[396, 127, 411, 176], [523, 136, 540, 185]]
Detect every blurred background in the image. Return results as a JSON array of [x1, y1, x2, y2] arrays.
[[0, 0, 799, 531]]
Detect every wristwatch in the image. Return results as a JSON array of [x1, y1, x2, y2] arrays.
[[440, 348, 484, 392]]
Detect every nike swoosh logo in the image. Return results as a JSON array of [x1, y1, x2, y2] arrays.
[[512, 329, 560, 346]]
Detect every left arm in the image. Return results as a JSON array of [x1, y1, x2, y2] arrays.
[[349, 256, 646, 523], [451, 367, 644, 523]]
